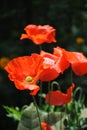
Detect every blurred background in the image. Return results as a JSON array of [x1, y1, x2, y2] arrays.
[[0, 0, 87, 130]]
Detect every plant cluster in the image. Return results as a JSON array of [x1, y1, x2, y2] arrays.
[[4, 24, 87, 130]]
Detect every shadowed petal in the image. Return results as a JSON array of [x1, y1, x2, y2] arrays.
[[46, 83, 75, 106]]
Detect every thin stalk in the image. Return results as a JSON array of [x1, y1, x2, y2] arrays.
[[70, 67, 73, 84], [39, 80, 43, 107], [48, 81, 51, 106], [51, 81, 61, 90], [47, 81, 51, 121], [51, 81, 62, 129], [32, 96, 42, 130], [60, 111, 63, 130], [39, 45, 42, 52], [73, 87, 83, 103]]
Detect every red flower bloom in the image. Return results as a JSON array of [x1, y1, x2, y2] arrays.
[[46, 83, 75, 106], [5, 54, 43, 96], [20, 24, 56, 45], [53, 46, 70, 73], [40, 49, 69, 81], [41, 122, 52, 130], [54, 46, 87, 76], [40, 50, 60, 81], [63, 50, 87, 76]]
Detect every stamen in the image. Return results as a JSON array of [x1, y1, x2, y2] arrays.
[[25, 76, 34, 83]]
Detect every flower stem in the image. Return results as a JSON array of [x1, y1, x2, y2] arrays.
[[60, 112, 63, 130], [70, 68, 73, 84], [39, 45, 42, 51], [47, 81, 51, 121], [39, 80, 43, 107], [32, 96, 42, 130]]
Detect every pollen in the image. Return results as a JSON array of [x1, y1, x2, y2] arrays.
[[25, 76, 34, 83]]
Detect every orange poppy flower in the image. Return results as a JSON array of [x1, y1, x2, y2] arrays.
[[40, 50, 60, 81], [41, 122, 52, 130], [46, 83, 75, 106], [54, 46, 87, 76], [53, 47, 70, 73], [40, 50, 69, 81], [63, 50, 87, 76], [5, 54, 43, 96], [20, 24, 56, 45]]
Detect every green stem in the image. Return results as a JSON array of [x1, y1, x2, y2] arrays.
[[48, 81, 51, 92], [47, 81, 51, 120], [48, 81, 51, 108], [73, 87, 83, 103], [39, 45, 42, 52], [51, 81, 63, 130], [32, 96, 42, 130], [60, 111, 63, 130], [39, 80, 43, 107], [70, 67, 73, 84], [51, 81, 61, 90]]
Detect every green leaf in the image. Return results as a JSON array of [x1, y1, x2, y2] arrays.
[[3, 105, 22, 121]]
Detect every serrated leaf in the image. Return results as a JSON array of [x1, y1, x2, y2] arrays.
[[3, 105, 22, 121]]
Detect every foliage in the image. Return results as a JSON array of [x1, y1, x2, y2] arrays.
[[3, 86, 87, 130], [3, 105, 22, 121]]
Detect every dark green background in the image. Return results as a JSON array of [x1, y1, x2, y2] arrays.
[[0, 0, 87, 130]]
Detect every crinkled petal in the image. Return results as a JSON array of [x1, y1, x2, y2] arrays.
[[53, 47, 70, 73], [20, 24, 56, 44], [40, 50, 60, 81], [14, 80, 40, 95], [5, 54, 43, 81], [46, 83, 75, 106], [64, 50, 87, 76]]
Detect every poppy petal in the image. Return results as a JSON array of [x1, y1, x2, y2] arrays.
[[41, 122, 52, 130], [63, 83, 75, 103], [53, 47, 70, 73], [20, 24, 56, 44], [72, 62, 87, 76], [20, 34, 29, 40], [5, 54, 43, 95], [40, 68, 60, 81], [13, 80, 40, 96], [64, 50, 87, 76], [40, 50, 60, 81], [46, 83, 75, 106]]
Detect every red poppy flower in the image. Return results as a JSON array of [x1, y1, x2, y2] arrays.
[[5, 54, 43, 96], [46, 83, 75, 106], [40, 50, 60, 81], [54, 46, 87, 76], [63, 50, 87, 76], [53, 47, 70, 73], [41, 122, 52, 130], [40, 50, 69, 81], [20, 24, 56, 45]]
